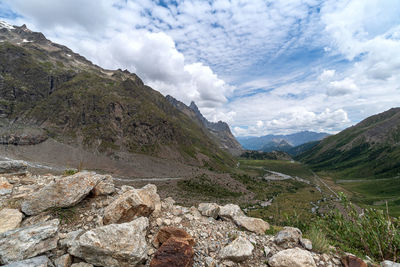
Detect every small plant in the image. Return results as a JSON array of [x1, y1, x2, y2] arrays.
[[64, 169, 78, 176], [49, 207, 77, 224], [306, 226, 330, 254]]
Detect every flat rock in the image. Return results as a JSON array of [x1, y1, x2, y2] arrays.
[[341, 255, 368, 267], [381, 261, 400, 267], [2, 255, 53, 267], [0, 219, 59, 264], [153, 227, 195, 248], [53, 253, 72, 267], [300, 238, 313, 250], [21, 172, 103, 215], [233, 216, 270, 234], [150, 237, 194, 267], [218, 204, 245, 221], [0, 208, 23, 234], [91, 174, 115, 196], [219, 236, 254, 262], [274, 226, 302, 248], [0, 160, 27, 174], [268, 247, 316, 267], [0, 176, 13, 195], [69, 217, 149, 267], [71, 263, 94, 267], [198, 203, 220, 219], [103, 184, 160, 225]]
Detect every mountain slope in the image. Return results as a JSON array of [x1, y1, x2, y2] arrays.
[[166, 95, 243, 156], [298, 108, 400, 178], [0, 22, 234, 169]]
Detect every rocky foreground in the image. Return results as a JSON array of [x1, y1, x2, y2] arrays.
[[0, 160, 397, 267]]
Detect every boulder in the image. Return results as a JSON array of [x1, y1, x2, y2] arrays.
[[91, 175, 115, 196], [268, 247, 316, 267], [21, 172, 104, 215], [71, 263, 94, 267], [219, 236, 254, 262], [0, 176, 13, 195], [53, 254, 72, 267], [103, 184, 160, 225], [0, 208, 23, 234], [1, 255, 53, 267], [274, 227, 302, 248], [69, 217, 149, 267], [218, 204, 245, 221], [198, 203, 220, 219], [150, 237, 194, 267], [233, 216, 270, 234], [341, 255, 368, 267], [153, 227, 195, 248], [0, 219, 59, 264], [381, 261, 400, 267], [0, 160, 27, 174], [300, 238, 313, 250]]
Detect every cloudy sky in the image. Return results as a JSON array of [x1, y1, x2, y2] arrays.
[[1, 0, 400, 136]]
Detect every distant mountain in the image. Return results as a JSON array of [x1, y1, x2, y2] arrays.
[[261, 139, 292, 152], [166, 95, 243, 156], [298, 108, 400, 178], [237, 131, 329, 151]]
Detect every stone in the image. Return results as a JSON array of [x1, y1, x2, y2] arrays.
[[103, 184, 160, 225], [300, 238, 313, 250], [0, 208, 23, 234], [21, 213, 51, 228], [381, 261, 400, 267], [275, 226, 302, 248], [68, 217, 149, 267], [198, 203, 220, 219], [2, 255, 53, 267], [218, 204, 245, 221], [58, 229, 83, 249], [0, 176, 13, 195], [264, 246, 271, 257], [54, 254, 72, 267], [268, 247, 316, 267], [341, 255, 368, 267], [0, 160, 27, 174], [150, 237, 194, 267], [0, 219, 59, 264], [233, 216, 270, 234], [161, 197, 175, 210], [21, 172, 104, 215], [153, 227, 195, 248], [219, 236, 254, 262], [91, 174, 115, 196], [71, 263, 94, 267]]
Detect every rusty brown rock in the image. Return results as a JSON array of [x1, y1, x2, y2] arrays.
[[153, 227, 195, 248], [150, 237, 194, 267], [341, 255, 368, 267]]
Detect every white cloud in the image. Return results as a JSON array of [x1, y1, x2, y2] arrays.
[[327, 78, 359, 96], [319, 69, 335, 81]]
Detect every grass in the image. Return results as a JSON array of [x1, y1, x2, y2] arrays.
[[48, 206, 77, 224]]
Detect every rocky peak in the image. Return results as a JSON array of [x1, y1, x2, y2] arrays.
[[0, 21, 14, 31]]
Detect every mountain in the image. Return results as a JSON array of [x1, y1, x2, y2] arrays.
[[166, 95, 243, 156], [0, 21, 234, 171], [261, 139, 292, 152], [237, 131, 329, 151], [298, 107, 400, 178]]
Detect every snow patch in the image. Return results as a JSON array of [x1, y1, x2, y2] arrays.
[[0, 21, 14, 30], [22, 39, 33, 43], [66, 54, 72, 57]]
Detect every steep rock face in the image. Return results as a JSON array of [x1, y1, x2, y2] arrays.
[[166, 95, 243, 156]]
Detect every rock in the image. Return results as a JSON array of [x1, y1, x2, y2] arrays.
[[1, 255, 53, 267], [0, 176, 13, 195], [218, 204, 245, 221], [264, 246, 271, 257], [103, 184, 160, 225], [69, 217, 149, 267], [150, 237, 194, 267], [274, 227, 302, 248], [0, 219, 59, 264], [0, 160, 27, 174], [161, 197, 175, 210], [21, 213, 51, 228], [381, 260, 400, 267], [54, 254, 72, 267], [219, 236, 254, 262], [300, 238, 313, 250], [21, 172, 103, 215], [71, 263, 94, 267], [0, 208, 23, 234], [198, 203, 220, 219], [233, 216, 270, 234], [153, 227, 195, 248], [341, 255, 368, 267], [91, 174, 115, 196], [268, 247, 316, 267], [58, 230, 83, 249]]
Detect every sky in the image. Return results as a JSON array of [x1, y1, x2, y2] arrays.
[[1, 0, 399, 136]]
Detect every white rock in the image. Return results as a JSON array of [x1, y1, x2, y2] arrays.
[[268, 247, 317, 267], [0, 208, 23, 234], [53, 253, 72, 267], [275, 226, 302, 248], [300, 238, 313, 250], [198, 203, 220, 219], [219, 236, 254, 262], [233, 216, 270, 234], [381, 260, 400, 267], [0, 177, 13, 195], [1, 255, 53, 267], [218, 204, 245, 221], [0, 160, 27, 174], [71, 263, 94, 267], [91, 174, 115, 196]]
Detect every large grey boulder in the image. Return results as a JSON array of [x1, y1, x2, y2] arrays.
[[218, 204, 245, 221], [219, 236, 254, 262], [198, 203, 220, 219], [274, 226, 302, 248], [103, 184, 160, 225], [268, 247, 316, 267], [21, 172, 104, 215], [0, 208, 23, 234], [91, 175, 115, 196], [0, 219, 59, 264], [381, 261, 400, 267], [69, 217, 149, 267], [0, 160, 27, 174], [2, 255, 53, 267], [233, 216, 270, 234], [53, 254, 72, 267]]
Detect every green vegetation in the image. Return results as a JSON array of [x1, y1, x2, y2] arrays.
[[48, 206, 77, 224], [305, 226, 330, 254], [64, 169, 78, 176]]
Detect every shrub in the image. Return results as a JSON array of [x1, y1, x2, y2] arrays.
[[64, 169, 78, 176], [306, 226, 330, 254]]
